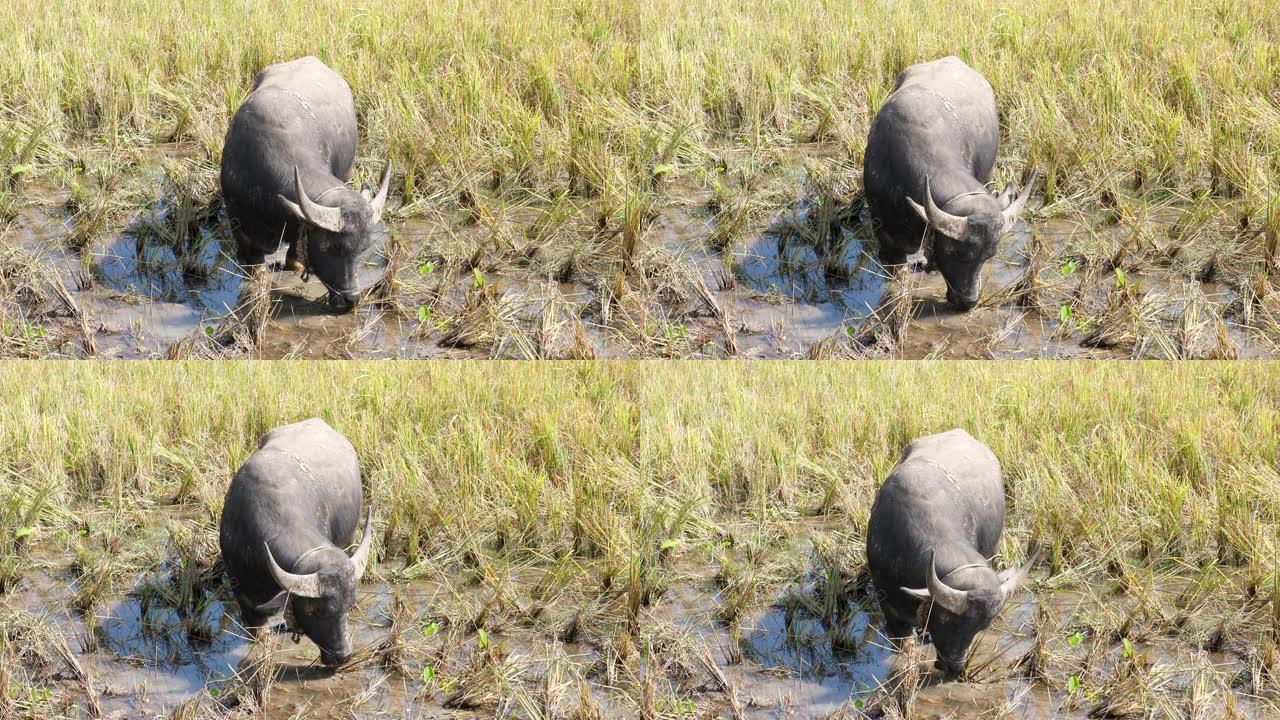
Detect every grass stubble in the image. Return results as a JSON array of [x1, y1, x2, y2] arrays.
[[0, 362, 1276, 717]]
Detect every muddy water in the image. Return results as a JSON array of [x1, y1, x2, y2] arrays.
[[3, 543, 1272, 720], [11, 204, 436, 359], [8, 564, 429, 718], [678, 203, 1250, 359], [2, 153, 1271, 358]]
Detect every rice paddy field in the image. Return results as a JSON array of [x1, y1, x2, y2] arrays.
[[0, 362, 1277, 718], [2, 0, 1280, 358]]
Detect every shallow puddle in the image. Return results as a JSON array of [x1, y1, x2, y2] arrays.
[[1, 149, 1274, 358], [2, 536, 1272, 720]]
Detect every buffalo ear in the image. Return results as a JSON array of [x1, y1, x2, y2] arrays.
[[999, 169, 1038, 233], [280, 195, 308, 224], [252, 591, 288, 615], [360, 183, 374, 202], [995, 181, 1017, 209], [998, 545, 1041, 600], [907, 177, 968, 241]]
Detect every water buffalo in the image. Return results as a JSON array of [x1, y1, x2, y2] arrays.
[[218, 418, 373, 667], [863, 56, 1035, 311], [865, 429, 1035, 677], [220, 56, 390, 310]]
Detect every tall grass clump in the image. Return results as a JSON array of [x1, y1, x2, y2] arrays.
[[0, 362, 1276, 594], [1, 0, 1278, 222]]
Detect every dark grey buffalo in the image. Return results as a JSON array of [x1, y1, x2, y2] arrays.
[[219, 418, 373, 667], [863, 56, 1035, 311], [865, 429, 1035, 677], [220, 56, 390, 310]]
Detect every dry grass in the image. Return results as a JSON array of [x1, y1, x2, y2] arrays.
[[0, 363, 1278, 716], [5, 0, 1280, 217], [0, 362, 1275, 585], [0, 0, 1278, 358]]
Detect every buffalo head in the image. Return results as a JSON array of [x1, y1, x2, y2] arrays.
[[279, 163, 392, 310], [900, 547, 1037, 677], [906, 172, 1036, 310], [263, 511, 375, 667]]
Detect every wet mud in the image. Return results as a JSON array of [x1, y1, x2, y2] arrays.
[[1, 148, 1273, 359], [2, 535, 1271, 720]]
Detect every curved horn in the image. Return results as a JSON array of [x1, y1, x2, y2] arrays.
[[263, 542, 323, 598], [367, 161, 392, 225], [900, 549, 970, 615], [1000, 169, 1038, 233], [292, 167, 345, 232], [348, 509, 375, 579], [998, 545, 1040, 600], [906, 177, 969, 241]]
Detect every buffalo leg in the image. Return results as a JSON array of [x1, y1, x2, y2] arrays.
[[240, 610, 271, 642], [876, 237, 908, 271], [283, 240, 305, 274], [885, 618, 914, 646], [879, 251, 906, 269], [232, 228, 266, 269], [235, 593, 275, 641], [880, 600, 915, 648]]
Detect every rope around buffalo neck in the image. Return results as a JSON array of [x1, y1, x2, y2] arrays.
[[278, 526, 340, 643], [915, 559, 989, 626], [296, 226, 310, 281], [942, 562, 988, 580], [919, 189, 990, 258], [293, 184, 345, 282]]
